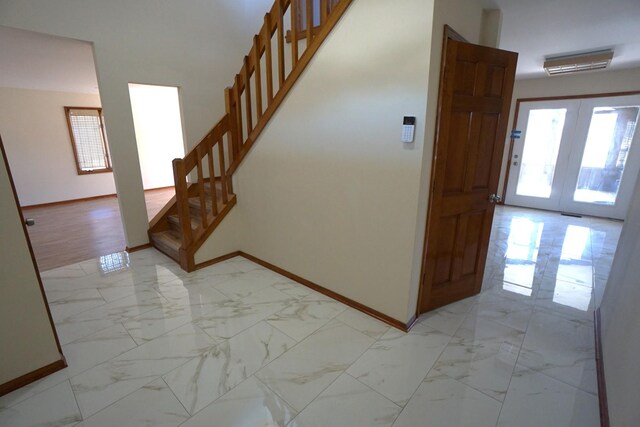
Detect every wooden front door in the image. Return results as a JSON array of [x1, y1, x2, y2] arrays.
[[418, 37, 518, 313]]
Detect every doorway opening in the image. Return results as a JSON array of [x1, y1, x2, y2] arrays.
[[0, 26, 131, 271], [128, 83, 186, 219]]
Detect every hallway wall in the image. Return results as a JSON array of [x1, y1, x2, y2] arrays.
[[0, 87, 114, 206], [599, 167, 640, 425]]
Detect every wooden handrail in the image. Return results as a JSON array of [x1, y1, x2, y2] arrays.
[[163, 0, 354, 271]]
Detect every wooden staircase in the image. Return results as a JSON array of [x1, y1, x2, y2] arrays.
[[149, 0, 352, 271]]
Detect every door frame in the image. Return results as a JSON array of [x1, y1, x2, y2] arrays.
[[501, 90, 640, 205]]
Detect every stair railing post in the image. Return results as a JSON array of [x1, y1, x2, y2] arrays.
[[320, 0, 328, 25], [173, 158, 193, 250], [306, 0, 313, 43], [195, 145, 209, 229], [225, 87, 240, 162]]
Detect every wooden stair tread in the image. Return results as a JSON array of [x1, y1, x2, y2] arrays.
[[167, 213, 201, 231], [187, 195, 229, 219], [188, 196, 218, 210], [150, 229, 182, 260], [203, 181, 223, 192]]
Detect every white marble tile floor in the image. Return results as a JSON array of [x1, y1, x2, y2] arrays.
[[0, 206, 621, 426]]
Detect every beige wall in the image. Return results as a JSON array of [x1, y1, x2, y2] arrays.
[[498, 67, 640, 196], [0, 144, 62, 385], [599, 169, 640, 425], [0, 0, 273, 247], [200, 0, 434, 322], [0, 87, 115, 206], [197, 0, 492, 323]]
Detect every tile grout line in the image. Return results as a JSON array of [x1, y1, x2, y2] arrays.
[[494, 271, 541, 427], [480, 230, 533, 427], [67, 379, 83, 424], [268, 315, 387, 424], [387, 331, 457, 426], [169, 263, 356, 420], [414, 295, 512, 406], [249, 375, 300, 426], [342, 372, 405, 425], [159, 377, 191, 419], [71, 321, 218, 421], [73, 375, 161, 423]]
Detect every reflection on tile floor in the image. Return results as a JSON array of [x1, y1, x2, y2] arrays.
[[0, 206, 621, 426]]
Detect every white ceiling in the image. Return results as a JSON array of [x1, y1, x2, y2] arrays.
[[0, 0, 639, 93], [0, 26, 99, 94], [488, 0, 640, 78]]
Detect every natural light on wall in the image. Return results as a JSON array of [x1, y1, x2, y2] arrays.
[[128, 83, 185, 189]]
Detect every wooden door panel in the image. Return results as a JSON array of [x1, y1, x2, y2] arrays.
[[419, 37, 517, 314], [432, 210, 486, 285], [462, 210, 484, 275], [452, 97, 503, 113], [444, 112, 472, 193], [473, 114, 499, 189], [440, 192, 490, 216], [431, 275, 476, 308], [433, 215, 458, 285], [453, 61, 477, 95], [486, 66, 506, 97]]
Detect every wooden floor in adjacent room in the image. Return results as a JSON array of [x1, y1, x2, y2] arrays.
[[22, 188, 175, 272]]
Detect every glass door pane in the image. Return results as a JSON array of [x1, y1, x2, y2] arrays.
[[573, 106, 640, 205], [516, 109, 567, 198]]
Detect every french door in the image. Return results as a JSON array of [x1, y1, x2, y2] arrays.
[[505, 94, 640, 219]]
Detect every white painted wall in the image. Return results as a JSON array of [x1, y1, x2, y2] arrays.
[[0, 142, 62, 385], [128, 84, 185, 190], [599, 170, 640, 426], [0, 0, 273, 247], [198, 0, 434, 323], [197, 0, 492, 323], [498, 67, 640, 196], [0, 87, 115, 206]]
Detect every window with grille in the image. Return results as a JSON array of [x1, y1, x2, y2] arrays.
[[65, 107, 112, 174]]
